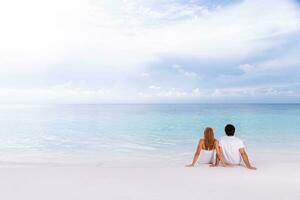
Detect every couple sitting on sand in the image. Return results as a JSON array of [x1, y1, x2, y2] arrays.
[[187, 124, 256, 170]]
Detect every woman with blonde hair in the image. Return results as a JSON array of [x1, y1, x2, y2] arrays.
[[186, 127, 226, 167]]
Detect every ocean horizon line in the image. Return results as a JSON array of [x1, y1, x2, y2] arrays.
[[1, 102, 300, 106]]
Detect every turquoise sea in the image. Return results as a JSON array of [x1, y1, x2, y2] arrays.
[[0, 104, 299, 166]]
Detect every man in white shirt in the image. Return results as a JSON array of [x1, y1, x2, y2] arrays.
[[218, 124, 256, 170]]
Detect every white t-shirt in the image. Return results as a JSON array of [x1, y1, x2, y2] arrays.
[[219, 136, 244, 165]]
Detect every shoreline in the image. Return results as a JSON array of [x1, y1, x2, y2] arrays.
[[0, 149, 299, 167]]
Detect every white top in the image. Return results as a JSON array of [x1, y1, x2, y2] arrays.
[[219, 136, 244, 165], [198, 149, 215, 164]]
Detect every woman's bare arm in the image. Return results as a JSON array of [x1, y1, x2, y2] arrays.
[[214, 141, 227, 167], [186, 140, 203, 167]]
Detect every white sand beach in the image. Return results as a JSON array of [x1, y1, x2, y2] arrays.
[[1, 0, 300, 198], [1, 154, 300, 200]]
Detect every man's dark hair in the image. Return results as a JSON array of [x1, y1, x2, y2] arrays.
[[225, 124, 235, 136]]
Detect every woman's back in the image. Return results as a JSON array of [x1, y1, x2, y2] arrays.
[[186, 127, 219, 167], [198, 139, 216, 164]]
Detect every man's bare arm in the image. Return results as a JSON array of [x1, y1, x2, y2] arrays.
[[239, 148, 256, 170]]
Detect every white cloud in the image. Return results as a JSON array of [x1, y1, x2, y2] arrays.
[[148, 85, 161, 90], [238, 52, 300, 76], [0, 84, 297, 104], [1, 0, 299, 69], [191, 88, 203, 97], [183, 71, 199, 77], [211, 87, 296, 97], [257, 54, 300, 70], [172, 64, 182, 69], [0, 0, 300, 103], [239, 64, 256, 74], [0, 0, 90, 67], [159, 88, 188, 97], [172, 64, 200, 78], [142, 87, 205, 99], [140, 72, 150, 78]]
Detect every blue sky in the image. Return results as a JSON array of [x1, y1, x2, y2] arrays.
[[0, 0, 300, 103]]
